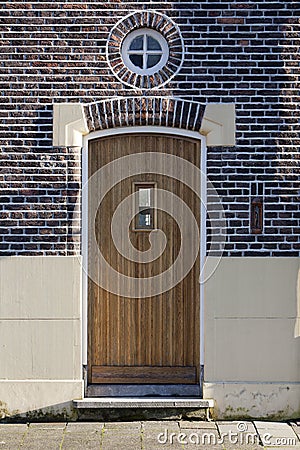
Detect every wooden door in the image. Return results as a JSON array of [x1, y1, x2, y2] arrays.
[[88, 134, 200, 386]]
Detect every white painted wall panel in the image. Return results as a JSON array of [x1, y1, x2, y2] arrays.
[[204, 257, 300, 383]]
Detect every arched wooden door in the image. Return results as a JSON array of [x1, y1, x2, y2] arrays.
[[87, 133, 200, 394]]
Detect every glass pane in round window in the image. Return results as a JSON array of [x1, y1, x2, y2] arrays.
[[129, 36, 144, 51], [129, 54, 143, 68], [147, 36, 162, 51], [147, 54, 162, 68]]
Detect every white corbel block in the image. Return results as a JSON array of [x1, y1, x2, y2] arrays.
[[53, 103, 89, 147], [200, 103, 235, 147]]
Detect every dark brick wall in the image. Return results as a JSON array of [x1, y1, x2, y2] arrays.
[[0, 1, 299, 256]]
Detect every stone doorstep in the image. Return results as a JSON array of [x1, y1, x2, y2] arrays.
[[73, 398, 214, 409]]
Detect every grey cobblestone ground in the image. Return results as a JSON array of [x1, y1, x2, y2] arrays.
[[0, 420, 299, 449]]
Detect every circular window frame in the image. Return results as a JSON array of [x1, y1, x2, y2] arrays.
[[106, 10, 184, 90], [121, 28, 169, 76]]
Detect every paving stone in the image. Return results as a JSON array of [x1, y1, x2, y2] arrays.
[[221, 444, 262, 450], [142, 421, 180, 433], [29, 422, 67, 429], [181, 445, 225, 450], [142, 421, 182, 450], [21, 426, 65, 450], [261, 441, 300, 448], [62, 435, 102, 450], [217, 421, 261, 449], [217, 421, 259, 442], [290, 424, 300, 439], [62, 422, 103, 449], [254, 421, 300, 447], [66, 422, 104, 430], [265, 448, 300, 450], [145, 420, 180, 427], [178, 427, 223, 448], [217, 420, 257, 434], [104, 421, 141, 429], [0, 424, 28, 450], [254, 422, 295, 431], [180, 420, 218, 429], [102, 428, 141, 450], [143, 436, 182, 449]]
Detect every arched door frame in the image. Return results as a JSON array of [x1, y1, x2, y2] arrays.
[[81, 126, 207, 394]]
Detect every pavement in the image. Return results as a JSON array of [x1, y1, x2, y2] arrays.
[[0, 420, 299, 449]]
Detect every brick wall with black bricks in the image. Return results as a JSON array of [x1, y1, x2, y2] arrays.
[[0, 1, 299, 256]]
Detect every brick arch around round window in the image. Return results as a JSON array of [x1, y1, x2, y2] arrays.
[[106, 11, 184, 89]]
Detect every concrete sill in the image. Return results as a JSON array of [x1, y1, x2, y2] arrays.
[[73, 398, 214, 409]]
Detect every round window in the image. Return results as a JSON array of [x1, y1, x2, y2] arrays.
[[121, 28, 169, 76]]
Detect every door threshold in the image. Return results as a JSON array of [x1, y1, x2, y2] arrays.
[[86, 384, 201, 398]]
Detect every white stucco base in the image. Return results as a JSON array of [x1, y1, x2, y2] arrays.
[[204, 257, 300, 420], [204, 382, 300, 420], [0, 381, 84, 419], [0, 256, 299, 419], [0, 257, 83, 419]]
